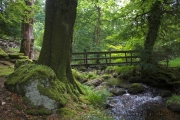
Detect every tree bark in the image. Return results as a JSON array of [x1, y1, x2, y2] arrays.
[[20, 0, 34, 59], [142, 1, 164, 76], [38, 0, 82, 95], [144, 1, 163, 54]]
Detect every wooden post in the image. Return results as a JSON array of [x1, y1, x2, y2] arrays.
[[166, 53, 169, 68], [105, 53, 107, 64], [130, 52, 133, 65], [125, 52, 127, 63], [85, 52, 88, 68], [109, 52, 111, 64]]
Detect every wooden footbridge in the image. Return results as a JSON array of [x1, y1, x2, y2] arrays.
[[71, 50, 176, 68], [71, 50, 140, 68]]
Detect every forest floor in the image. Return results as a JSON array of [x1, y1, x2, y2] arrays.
[[0, 59, 109, 120], [0, 60, 61, 120]]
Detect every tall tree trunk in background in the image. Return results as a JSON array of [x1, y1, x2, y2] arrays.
[[95, 4, 101, 63], [20, 0, 34, 59], [142, 1, 163, 76], [38, 0, 82, 95]]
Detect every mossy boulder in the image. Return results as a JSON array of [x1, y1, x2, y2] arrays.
[[0, 48, 8, 58], [128, 83, 144, 94], [166, 95, 180, 112], [14, 59, 33, 70], [5, 64, 69, 110], [8, 53, 24, 59], [109, 88, 126, 96], [85, 78, 103, 87]]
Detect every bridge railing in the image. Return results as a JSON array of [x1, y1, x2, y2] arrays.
[[71, 50, 180, 68], [71, 50, 140, 67]]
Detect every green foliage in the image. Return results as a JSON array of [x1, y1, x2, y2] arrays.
[[72, 69, 87, 80], [106, 65, 137, 76], [135, 45, 158, 73], [80, 84, 111, 107], [168, 57, 180, 67], [87, 71, 99, 80], [167, 94, 180, 104], [114, 65, 136, 75]]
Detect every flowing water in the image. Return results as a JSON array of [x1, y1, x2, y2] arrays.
[[107, 84, 168, 120]]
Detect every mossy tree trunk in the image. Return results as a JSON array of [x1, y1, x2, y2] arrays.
[[38, 0, 82, 95], [142, 1, 164, 76], [20, 0, 34, 59]]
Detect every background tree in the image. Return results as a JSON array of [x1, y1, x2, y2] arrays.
[[20, 0, 35, 59], [38, 0, 82, 95], [0, 0, 26, 39]]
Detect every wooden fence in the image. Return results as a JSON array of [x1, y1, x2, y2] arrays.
[[71, 50, 180, 68], [71, 50, 139, 67]]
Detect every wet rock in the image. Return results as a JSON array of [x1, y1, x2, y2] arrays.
[[101, 82, 111, 87], [128, 83, 144, 94], [84, 78, 103, 87], [167, 95, 180, 112], [112, 73, 118, 78], [167, 103, 180, 112], [102, 74, 111, 79], [160, 90, 172, 97], [109, 88, 126, 96], [80, 79, 88, 83]]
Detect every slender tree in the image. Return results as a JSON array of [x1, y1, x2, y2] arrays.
[[20, 0, 34, 59], [38, 0, 82, 95]]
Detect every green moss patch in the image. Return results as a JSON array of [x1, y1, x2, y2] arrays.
[[0, 65, 14, 76], [57, 108, 76, 119], [5, 64, 56, 86], [0, 48, 8, 58], [8, 53, 24, 59], [14, 59, 33, 70], [5, 64, 70, 109], [25, 108, 52, 116], [128, 83, 144, 94]]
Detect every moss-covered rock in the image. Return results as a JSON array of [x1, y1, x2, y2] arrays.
[[18, 55, 29, 59], [128, 83, 144, 94], [8, 53, 24, 59], [166, 95, 180, 112], [25, 108, 53, 116], [109, 88, 126, 96], [0, 48, 8, 58], [56, 108, 76, 119], [14, 59, 33, 70], [5, 64, 69, 110]]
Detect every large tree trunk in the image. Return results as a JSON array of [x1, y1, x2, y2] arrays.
[[38, 0, 82, 95], [20, 0, 34, 59], [144, 1, 163, 54], [142, 1, 163, 76]]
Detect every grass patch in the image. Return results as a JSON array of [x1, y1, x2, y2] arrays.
[[80, 84, 111, 108], [166, 94, 180, 104], [169, 57, 180, 67], [159, 57, 180, 67]]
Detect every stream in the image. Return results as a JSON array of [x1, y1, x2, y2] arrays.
[[106, 84, 176, 120]]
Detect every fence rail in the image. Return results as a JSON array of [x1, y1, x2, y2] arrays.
[[71, 50, 140, 67], [71, 50, 180, 68]]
